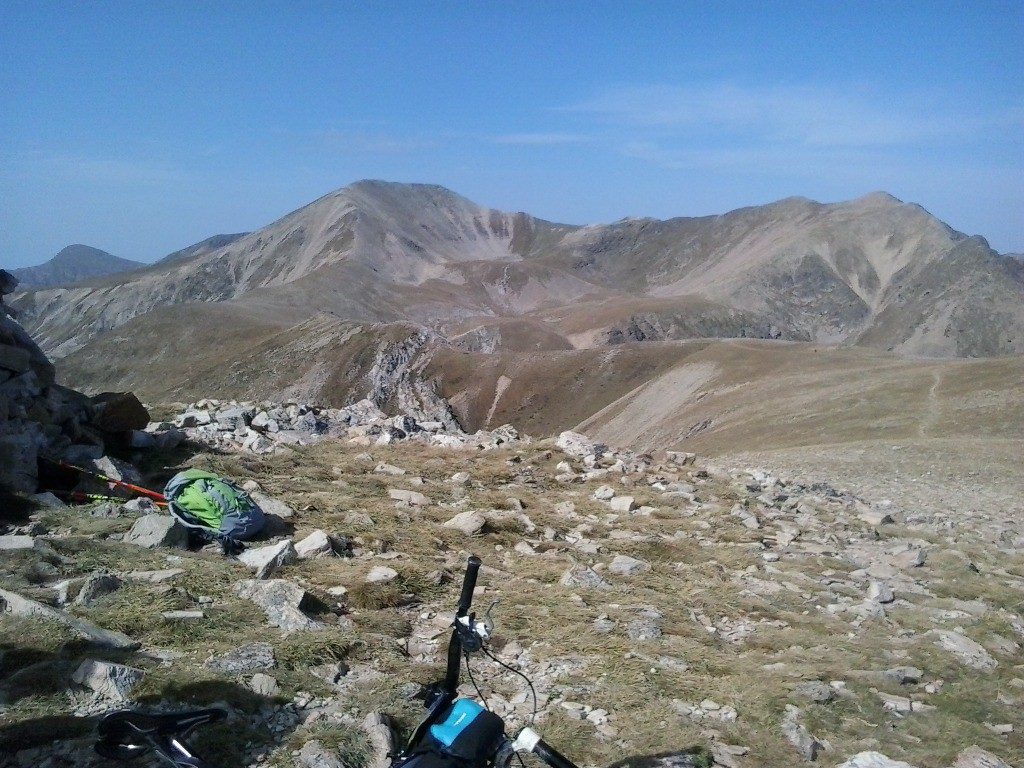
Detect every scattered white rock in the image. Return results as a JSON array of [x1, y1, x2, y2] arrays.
[[362, 712, 398, 768], [0, 587, 139, 650], [560, 564, 610, 590], [872, 689, 936, 714], [237, 540, 298, 579], [930, 630, 998, 671], [295, 530, 336, 559], [161, 610, 205, 620], [781, 705, 824, 761], [443, 510, 487, 535], [123, 568, 186, 583], [951, 746, 1015, 767], [72, 660, 144, 701], [868, 581, 895, 603], [835, 753, 918, 768], [609, 495, 635, 512], [388, 488, 430, 506], [235, 579, 325, 631], [859, 510, 895, 526], [123, 514, 188, 549], [556, 431, 607, 458], [366, 566, 398, 584], [297, 739, 347, 768], [249, 491, 296, 518], [0, 535, 36, 550], [74, 572, 122, 606], [248, 672, 280, 696], [609, 554, 651, 575]]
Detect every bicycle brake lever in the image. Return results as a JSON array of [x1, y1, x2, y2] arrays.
[[480, 600, 500, 637], [457, 599, 500, 651]]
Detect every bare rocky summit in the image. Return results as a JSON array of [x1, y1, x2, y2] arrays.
[[10, 183, 1024, 415]]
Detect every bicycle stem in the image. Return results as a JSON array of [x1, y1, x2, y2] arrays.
[[400, 555, 482, 758]]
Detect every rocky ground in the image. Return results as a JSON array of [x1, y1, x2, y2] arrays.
[[0, 412, 1020, 768]]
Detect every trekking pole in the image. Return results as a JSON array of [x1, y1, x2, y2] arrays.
[[44, 489, 167, 507], [42, 458, 168, 503]]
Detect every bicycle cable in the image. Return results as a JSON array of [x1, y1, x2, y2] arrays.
[[464, 651, 490, 712], [482, 646, 539, 725]]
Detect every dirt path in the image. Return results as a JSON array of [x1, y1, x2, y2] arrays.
[[920, 368, 942, 438]]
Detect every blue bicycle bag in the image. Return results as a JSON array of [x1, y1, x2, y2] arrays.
[[427, 699, 505, 763]]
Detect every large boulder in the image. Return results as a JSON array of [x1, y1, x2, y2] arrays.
[[0, 277, 55, 386], [205, 642, 277, 675], [442, 511, 487, 536], [235, 579, 325, 631], [90, 392, 151, 433], [0, 269, 18, 295], [556, 431, 607, 459], [0, 587, 139, 650], [0, 428, 43, 493], [124, 514, 189, 549], [72, 659, 144, 701], [237, 540, 298, 579]]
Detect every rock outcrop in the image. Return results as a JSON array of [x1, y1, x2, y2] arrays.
[[152, 397, 527, 456]]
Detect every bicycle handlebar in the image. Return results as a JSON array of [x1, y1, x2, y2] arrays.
[[513, 729, 581, 768], [95, 556, 583, 768], [456, 555, 482, 617]]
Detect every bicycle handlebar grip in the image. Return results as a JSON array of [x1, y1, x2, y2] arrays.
[[533, 738, 581, 768], [456, 555, 482, 617]]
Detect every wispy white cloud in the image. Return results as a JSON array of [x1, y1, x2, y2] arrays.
[[620, 140, 879, 177], [568, 82, 1017, 148], [492, 132, 592, 145]]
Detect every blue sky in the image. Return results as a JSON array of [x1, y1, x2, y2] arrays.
[[2, 1, 1022, 268]]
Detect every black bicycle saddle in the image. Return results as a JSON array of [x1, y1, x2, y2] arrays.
[[95, 708, 226, 759]]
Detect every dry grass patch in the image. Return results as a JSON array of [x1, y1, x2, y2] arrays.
[[4, 433, 1022, 767], [37, 507, 137, 539]]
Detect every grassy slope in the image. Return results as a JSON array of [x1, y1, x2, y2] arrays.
[[1, 438, 1021, 767]]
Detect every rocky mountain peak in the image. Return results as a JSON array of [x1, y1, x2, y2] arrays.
[[851, 190, 905, 207], [10, 182, 1024, 410], [9, 244, 146, 290]]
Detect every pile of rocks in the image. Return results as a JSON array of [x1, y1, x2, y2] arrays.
[[0, 270, 151, 494], [151, 397, 530, 455]]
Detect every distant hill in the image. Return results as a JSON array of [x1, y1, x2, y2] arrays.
[[9, 244, 146, 289]]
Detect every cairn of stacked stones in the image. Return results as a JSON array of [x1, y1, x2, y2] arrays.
[[0, 270, 151, 494]]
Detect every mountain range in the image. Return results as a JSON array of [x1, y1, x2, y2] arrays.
[[11, 181, 1024, 439], [7, 244, 146, 290]]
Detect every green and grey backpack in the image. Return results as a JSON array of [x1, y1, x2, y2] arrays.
[[163, 469, 265, 553]]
